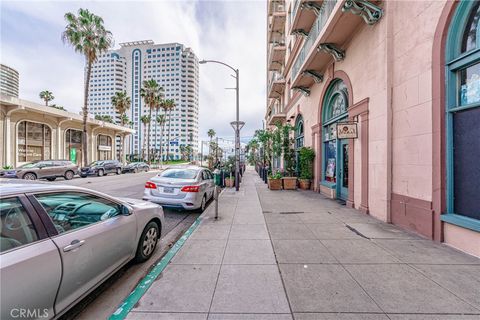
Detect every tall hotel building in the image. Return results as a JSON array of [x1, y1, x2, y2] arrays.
[[87, 40, 199, 160], [266, 0, 480, 257]]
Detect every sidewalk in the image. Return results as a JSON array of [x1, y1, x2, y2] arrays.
[[125, 167, 480, 320]]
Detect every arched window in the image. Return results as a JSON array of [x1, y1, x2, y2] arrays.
[[17, 121, 51, 163], [322, 79, 349, 200], [445, 1, 480, 222], [65, 129, 83, 165], [295, 115, 304, 150]]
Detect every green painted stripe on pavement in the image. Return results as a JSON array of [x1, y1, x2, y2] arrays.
[[109, 216, 202, 320]]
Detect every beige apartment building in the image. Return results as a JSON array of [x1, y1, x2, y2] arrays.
[[1, 94, 134, 168], [266, 0, 480, 256]]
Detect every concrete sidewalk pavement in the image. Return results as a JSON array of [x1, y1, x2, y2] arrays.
[[125, 167, 480, 320]]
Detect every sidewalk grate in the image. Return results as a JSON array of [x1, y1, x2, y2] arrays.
[[345, 224, 370, 239]]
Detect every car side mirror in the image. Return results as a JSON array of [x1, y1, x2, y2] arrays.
[[121, 205, 133, 216]]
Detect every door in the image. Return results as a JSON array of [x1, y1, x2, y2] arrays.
[[1, 196, 61, 320], [338, 139, 349, 201], [38, 161, 55, 179], [31, 191, 137, 313]]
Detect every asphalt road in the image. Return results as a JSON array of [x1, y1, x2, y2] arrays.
[[42, 170, 201, 320]]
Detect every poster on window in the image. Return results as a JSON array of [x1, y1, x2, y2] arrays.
[[325, 158, 336, 179]]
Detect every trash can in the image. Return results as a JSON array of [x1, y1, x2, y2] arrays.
[[213, 169, 222, 186]]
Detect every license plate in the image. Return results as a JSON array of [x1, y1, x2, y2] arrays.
[[163, 187, 174, 193]]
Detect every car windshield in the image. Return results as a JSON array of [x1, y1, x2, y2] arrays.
[[160, 169, 198, 179], [18, 162, 40, 169], [89, 161, 104, 166]]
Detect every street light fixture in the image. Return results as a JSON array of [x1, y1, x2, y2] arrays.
[[200, 59, 242, 191]]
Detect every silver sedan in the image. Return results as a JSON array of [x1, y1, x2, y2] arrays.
[[0, 181, 164, 320], [143, 166, 215, 212]]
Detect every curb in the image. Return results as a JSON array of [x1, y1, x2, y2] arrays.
[[108, 215, 202, 320]]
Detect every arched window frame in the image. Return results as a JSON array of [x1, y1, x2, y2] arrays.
[[445, 0, 480, 224], [294, 114, 304, 150]]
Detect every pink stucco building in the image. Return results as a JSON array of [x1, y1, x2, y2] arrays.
[[266, 0, 480, 257]]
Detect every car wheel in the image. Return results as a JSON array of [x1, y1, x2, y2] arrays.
[[81, 175, 87, 178], [134, 168, 139, 173], [46, 177, 56, 181], [116, 168, 121, 175], [97, 169, 104, 177], [135, 221, 160, 263], [23, 173, 37, 180], [198, 195, 207, 213], [64, 171, 74, 180]]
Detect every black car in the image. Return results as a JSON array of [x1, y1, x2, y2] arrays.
[[122, 162, 150, 173], [80, 160, 122, 177]]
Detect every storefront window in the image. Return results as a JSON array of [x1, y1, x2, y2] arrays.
[[65, 129, 82, 165], [446, 0, 480, 221], [17, 121, 51, 163], [97, 135, 112, 160]]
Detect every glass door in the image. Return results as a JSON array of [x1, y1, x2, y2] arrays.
[[338, 139, 349, 200]]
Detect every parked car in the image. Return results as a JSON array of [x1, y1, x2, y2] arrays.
[[80, 160, 122, 177], [122, 162, 150, 173], [0, 181, 164, 320], [0, 160, 78, 181], [143, 166, 215, 212]]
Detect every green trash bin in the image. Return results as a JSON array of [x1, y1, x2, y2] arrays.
[[213, 169, 222, 186]]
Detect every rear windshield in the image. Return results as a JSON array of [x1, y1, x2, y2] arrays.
[[159, 169, 198, 179]]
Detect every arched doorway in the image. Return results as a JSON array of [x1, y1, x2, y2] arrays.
[[445, 1, 480, 222], [294, 114, 304, 175], [65, 129, 82, 165], [97, 135, 112, 160], [321, 79, 349, 201]]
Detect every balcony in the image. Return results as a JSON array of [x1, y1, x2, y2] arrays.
[[268, 72, 286, 99], [268, 43, 287, 71], [289, 0, 319, 36], [291, 0, 383, 92], [265, 99, 286, 126], [268, 1, 287, 43]]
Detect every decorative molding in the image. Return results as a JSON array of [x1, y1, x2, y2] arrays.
[[291, 29, 309, 37], [292, 86, 311, 96], [342, 0, 383, 25], [318, 43, 345, 61], [301, 1, 323, 15], [302, 70, 324, 83]]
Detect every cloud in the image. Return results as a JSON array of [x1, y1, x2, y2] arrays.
[[1, 0, 266, 141]]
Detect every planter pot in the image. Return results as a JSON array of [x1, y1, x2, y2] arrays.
[[299, 179, 311, 190], [282, 177, 298, 190], [225, 178, 234, 188], [267, 178, 282, 190]]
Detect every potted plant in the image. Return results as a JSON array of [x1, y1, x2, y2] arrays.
[[267, 170, 283, 190], [298, 147, 315, 190]]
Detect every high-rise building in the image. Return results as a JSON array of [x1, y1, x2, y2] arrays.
[[87, 40, 199, 160], [0, 64, 19, 97]]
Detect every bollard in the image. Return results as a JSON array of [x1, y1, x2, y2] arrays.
[[214, 185, 219, 220]]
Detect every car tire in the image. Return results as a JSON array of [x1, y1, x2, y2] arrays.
[[197, 195, 207, 213], [46, 177, 56, 181], [81, 175, 87, 178], [64, 171, 75, 180], [116, 168, 121, 175], [97, 169, 104, 177], [135, 221, 160, 263], [23, 173, 37, 180]]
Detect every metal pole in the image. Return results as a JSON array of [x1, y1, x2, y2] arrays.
[[214, 185, 219, 220], [235, 69, 240, 191]]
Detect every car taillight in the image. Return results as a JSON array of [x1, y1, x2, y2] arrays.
[[181, 185, 200, 192], [145, 181, 157, 189]]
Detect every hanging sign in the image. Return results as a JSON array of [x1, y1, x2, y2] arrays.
[[336, 122, 358, 139]]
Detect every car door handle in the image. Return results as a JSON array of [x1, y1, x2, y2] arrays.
[[63, 239, 85, 252]]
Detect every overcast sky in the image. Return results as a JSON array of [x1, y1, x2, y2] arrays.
[[1, 0, 266, 143]]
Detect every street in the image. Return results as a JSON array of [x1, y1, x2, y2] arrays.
[[44, 170, 201, 320]]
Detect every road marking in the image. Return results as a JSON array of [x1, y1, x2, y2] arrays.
[[109, 215, 202, 320]]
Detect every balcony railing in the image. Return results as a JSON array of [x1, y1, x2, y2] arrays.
[[291, 0, 337, 81], [268, 71, 285, 95], [270, 0, 286, 14], [291, 0, 301, 24]]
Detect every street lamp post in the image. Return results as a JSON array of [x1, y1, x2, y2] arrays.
[[199, 59, 243, 191]]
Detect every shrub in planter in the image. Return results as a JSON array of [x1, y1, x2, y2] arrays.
[[282, 176, 297, 190], [267, 171, 282, 190], [298, 147, 315, 190]]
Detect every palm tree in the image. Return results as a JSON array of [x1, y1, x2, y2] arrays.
[[156, 114, 166, 162], [111, 91, 131, 162], [39, 90, 54, 106], [163, 99, 177, 161], [153, 94, 165, 162], [62, 8, 113, 167], [140, 115, 151, 161], [140, 79, 164, 163], [94, 114, 114, 123], [207, 129, 216, 164]]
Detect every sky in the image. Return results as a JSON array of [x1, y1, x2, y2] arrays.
[[0, 0, 266, 143]]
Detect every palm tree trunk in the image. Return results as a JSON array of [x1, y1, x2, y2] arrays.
[[82, 60, 92, 167], [143, 123, 148, 161], [166, 109, 172, 161], [147, 108, 152, 164], [45, 100, 48, 106], [154, 109, 158, 163], [159, 118, 165, 164]]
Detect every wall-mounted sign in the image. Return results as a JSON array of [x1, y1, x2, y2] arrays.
[[337, 122, 358, 139], [98, 145, 112, 151]]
